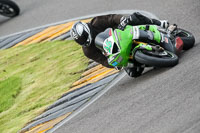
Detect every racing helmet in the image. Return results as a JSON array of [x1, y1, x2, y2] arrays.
[[70, 21, 92, 47]]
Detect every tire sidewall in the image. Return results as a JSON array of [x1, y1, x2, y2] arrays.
[[135, 50, 179, 67], [176, 28, 195, 50]]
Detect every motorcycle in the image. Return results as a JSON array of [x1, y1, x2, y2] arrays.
[[95, 24, 195, 71], [0, 0, 20, 17]]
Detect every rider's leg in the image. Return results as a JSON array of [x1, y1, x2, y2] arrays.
[[134, 25, 161, 43], [147, 25, 183, 53], [159, 35, 183, 54], [134, 25, 183, 54], [159, 34, 177, 53]]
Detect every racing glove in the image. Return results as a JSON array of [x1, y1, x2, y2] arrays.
[[118, 16, 130, 30]]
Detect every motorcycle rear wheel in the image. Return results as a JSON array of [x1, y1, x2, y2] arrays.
[[0, 0, 20, 17], [175, 28, 195, 50], [135, 50, 179, 67]]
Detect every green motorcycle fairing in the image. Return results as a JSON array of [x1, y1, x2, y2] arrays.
[[105, 25, 160, 67], [107, 25, 133, 67]]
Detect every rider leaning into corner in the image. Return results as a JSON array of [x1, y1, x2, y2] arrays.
[[70, 12, 184, 77]]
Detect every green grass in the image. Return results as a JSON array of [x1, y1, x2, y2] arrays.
[[0, 77, 22, 113], [0, 40, 89, 133]]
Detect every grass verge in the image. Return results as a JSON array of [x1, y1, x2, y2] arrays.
[[0, 40, 89, 133]]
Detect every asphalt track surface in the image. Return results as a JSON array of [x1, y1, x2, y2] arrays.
[[1, 0, 200, 133]]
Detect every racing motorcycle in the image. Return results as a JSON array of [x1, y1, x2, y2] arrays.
[[95, 24, 195, 70], [0, 0, 20, 17]]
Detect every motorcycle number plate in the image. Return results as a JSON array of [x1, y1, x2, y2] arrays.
[[103, 36, 114, 55]]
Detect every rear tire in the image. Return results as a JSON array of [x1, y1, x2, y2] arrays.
[[175, 28, 195, 50], [135, 50, 179, 67]]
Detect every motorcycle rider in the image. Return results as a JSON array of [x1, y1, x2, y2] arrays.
[[70, 12, 177, 77]]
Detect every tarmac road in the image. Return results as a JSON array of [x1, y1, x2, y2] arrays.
[[1, 0, 200, 133]]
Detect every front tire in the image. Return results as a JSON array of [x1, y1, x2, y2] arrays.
[[135, 50, 179, 67]]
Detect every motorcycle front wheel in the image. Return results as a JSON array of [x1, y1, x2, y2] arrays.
[[135, 50, 179, 67], [0, 0, 20, 17]]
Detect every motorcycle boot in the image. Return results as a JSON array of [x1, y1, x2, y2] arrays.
[[125, 62, 144, 78]]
